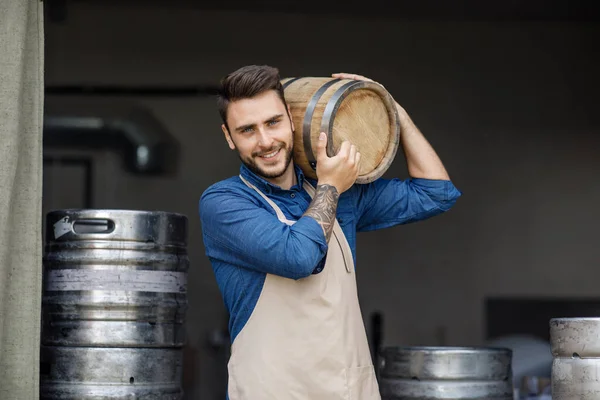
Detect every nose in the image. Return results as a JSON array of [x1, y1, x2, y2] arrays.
[[256, 128, 274, 148]]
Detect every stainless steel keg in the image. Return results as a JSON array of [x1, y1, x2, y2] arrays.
[[40, 209, 188, 400], [551, 317, 600, 400], [378, 346, 514, 400]]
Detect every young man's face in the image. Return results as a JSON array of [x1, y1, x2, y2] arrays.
[[222, 90, 295, 182]]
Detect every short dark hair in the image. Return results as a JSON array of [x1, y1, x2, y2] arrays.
[[217, 65, 288, 130]]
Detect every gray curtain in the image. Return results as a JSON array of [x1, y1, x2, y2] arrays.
[[0, 1, 44, 399]]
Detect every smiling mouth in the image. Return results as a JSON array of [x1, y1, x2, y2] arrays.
[[258, 148, 280, 159]]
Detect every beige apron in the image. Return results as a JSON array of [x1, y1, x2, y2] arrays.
[[228, 176, 381, 400]]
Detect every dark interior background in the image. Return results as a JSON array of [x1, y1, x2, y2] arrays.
[[42, 1, 600, 398]]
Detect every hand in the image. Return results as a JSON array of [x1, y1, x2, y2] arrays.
[[315, 132, 360, 194]]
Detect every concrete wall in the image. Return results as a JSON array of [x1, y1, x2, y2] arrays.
[[43, 2, 600, 398]]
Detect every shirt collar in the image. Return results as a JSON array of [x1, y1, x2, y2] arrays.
[[240, 163, 305, 194]]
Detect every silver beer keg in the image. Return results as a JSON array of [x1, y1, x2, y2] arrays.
[[40, 209, 188, 400], [551, 317, 600, 400], [379, 346, 514, 399]]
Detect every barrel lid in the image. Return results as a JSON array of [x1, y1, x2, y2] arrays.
[[323, 80, 400, 183]]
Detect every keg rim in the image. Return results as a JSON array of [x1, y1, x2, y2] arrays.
[[380, 346, 512, 354], [46, 208, 188, 219], [550, 317, 600, 323], [44, 209, 189, 245]]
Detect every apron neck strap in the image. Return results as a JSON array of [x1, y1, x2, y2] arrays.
[[239, 175, 287, 222]]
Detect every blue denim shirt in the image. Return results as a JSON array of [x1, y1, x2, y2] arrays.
[[199, 164, 461, 343]]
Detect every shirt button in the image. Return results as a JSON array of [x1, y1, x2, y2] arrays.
[[290, 193, 296, 198]]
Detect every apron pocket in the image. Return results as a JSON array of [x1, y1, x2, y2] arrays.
[[346, 365, 381, 400]]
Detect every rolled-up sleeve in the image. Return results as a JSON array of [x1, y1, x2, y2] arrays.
[[355, 177, 461, 232], [200, 186, 328, 280]]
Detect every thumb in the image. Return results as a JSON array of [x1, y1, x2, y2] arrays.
[[315, 132, 328, 161]]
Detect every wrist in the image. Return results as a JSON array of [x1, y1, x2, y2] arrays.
[[395, 106, 416, 136], [395, 103, 410, 122], [316, 181, 340, 194]]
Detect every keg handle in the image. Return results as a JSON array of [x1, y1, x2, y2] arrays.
[[72, 218, 115, 234], [53, 216, 117, 239]]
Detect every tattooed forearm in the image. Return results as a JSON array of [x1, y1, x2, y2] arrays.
[[303, 184, 340, 242]]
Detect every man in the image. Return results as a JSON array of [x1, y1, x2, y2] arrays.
[[199, 65, 461, 399]]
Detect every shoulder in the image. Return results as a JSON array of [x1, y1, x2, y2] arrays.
[[199, 176, 263, 218], [201, 177, 243, 209], [201, 176, 242, 199], [201, 175, 265, 200]]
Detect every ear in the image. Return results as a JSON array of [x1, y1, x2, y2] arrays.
[[287, 104, 295, 132], [222, 124, 235, 150]]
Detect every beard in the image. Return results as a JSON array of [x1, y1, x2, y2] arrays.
[[238, 143, 293, 179], [238, 139, 294, 180]]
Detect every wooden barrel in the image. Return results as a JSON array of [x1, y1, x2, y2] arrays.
[[282, 77, 400, 184]]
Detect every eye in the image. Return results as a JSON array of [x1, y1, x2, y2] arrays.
[[241, 127, 254, 133], [267, 119, 280, 126]]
